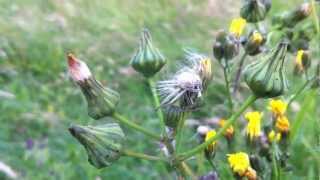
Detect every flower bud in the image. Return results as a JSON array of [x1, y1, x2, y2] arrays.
[[244, 42, 289, 98], [273, 3, 311, 28], [163, 105, 186, 129], [240, 0, 271, 23], [69, 123, 125, 169], [218, 119, 234, 141], [213, 30, 240, 63], [67, 54, 120, 119], [243, 31, 265, 56], [205, 130, 217, 159], [199, 171, 219, 180], [130, 28, 166, 77], [294, 50, 311, 74]]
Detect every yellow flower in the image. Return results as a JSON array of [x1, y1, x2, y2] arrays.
[[268, 99, 287, 116], [276, 115, 290, 133], [295, 49, 310, 72], [205, 130, 217, 152], [229, 18, 247, 37], [251, 31, 263, 44], [245, 111, 263, 140], [218, 119, 234, 140], [227, 152, 250, 176], [268, 130, 281, 142]]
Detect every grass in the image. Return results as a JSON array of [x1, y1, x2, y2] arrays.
[[0, 0, 319, 179]]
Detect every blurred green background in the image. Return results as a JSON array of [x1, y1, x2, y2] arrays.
[[0, 0, 319, 179]]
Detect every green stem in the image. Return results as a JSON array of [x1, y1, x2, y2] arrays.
[[271, 143, 279, 180], [122, 149, 165, 161], [147, 78, 165, 134], [112, 112, 161, 141], [175, 113, 188, 153], [177, 95, 258, 161], [287, 77, 315, 107], [232, 52, 248, 95], [223, 63, 234, 114]]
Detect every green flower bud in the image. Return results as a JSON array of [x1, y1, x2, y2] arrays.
[[240, 0, 271, 23], [244, 42, 289, 98], [243, 31, 266, 56], [69, 123, 125, 169], [68, 54, 120, 119], [273, 3, 311, 28], [130, 28, 167, 77], [163, 105, 187, 129], [213, 30, 239, 64]]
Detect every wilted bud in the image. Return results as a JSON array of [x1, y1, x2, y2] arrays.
[[68, 54, 120, 119], [163, 105, 186, 129], [275, 115, 290, 135], [268, 130, 281, 143], [185, 50, 213, 89], [199, 171, 219, 180], [218, 119, 234, 141], [213, 30, 240, 63], [69, 123, 125, 169], [244, 167, 257, 180], [243, 31, 265, 56], [244, 42, 289, 98], [294, 50, 311, 74], [157, 68, 203, 110], [240, 0, 271, 23], [130, 28, 166, 77], [273, 3, 312, 28]]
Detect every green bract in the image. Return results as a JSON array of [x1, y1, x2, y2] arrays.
[[79, 78, 120, 120], [244, 42, 289, 98], [213, 30, 239, 64], [130, 28, 166, 77], [69, 123, 125, 169], [240, 0, 271, 23], [163, 105, 187, 129]]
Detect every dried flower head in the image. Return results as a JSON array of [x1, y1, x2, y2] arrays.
[[245, 111, 263, 140], [157, 67, 203, 109], [68, 53, 92, 82]]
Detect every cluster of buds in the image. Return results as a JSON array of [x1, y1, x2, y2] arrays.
[[244, 42, 289, 98], [67, 54, 126, 168], [240, 0, 271, 23]]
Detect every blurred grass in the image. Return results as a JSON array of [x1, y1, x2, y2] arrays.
[[0, 0, 319, 179]]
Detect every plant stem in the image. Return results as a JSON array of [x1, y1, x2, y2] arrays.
[[232, 52, 247, 95], [147, 78, 165, 134], [223, 62, 234, 114], [112, 112, 161, 141], [175, 112, 188, 153], [122, 149, 165, 161], [177, 95, 258, 161], [287, 77, 315, 107]]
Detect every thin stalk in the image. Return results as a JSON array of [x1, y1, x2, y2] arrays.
[[271, 143, 279, 180], [122, 149, 165, 162], [177, 95, 258, 161], [223, 62, 234, 114], [112, 112, 161, 141], [232, 52, 248, 95], [175, 113, 188, 153], [287, 77, 315, 107], [147, 78, 165, 134]]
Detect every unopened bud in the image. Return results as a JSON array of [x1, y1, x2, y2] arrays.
[[213, 30, 240, 64], [244, 42, 289, 98], [67, 54, 120, 119], [163, 105, 186, 129], [69, 123, 125, 169], [240, 0, 271, 23], [244, 31, 265, 56], [294, 50, 311, 74], [130, 28, 166, 77]]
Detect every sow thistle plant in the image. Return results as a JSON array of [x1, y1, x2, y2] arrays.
[[65, 0, 320, 179]]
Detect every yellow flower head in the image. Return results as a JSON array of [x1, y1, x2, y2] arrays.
[[268, 130, 281, 142], [218, 119, 234, 140], [227, 152, 250, 176], [245, 111, 263, 140], [268, 99, 287, 116], [200, 58, 212, 82], [295, 50, 310, 72], [229, 18, 247, 37], [205, 130, 217, 152], [250, 31, 263, 44], [276, 115, 290, 133]]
